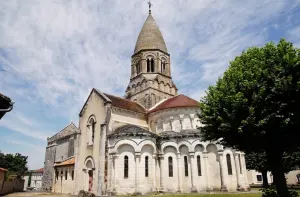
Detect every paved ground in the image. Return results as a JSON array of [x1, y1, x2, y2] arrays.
[[5, 192, 73, 197]]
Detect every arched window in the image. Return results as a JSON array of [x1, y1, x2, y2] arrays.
[[151, 59, 154, 72], [238, 154, 242, 174], [168, 157, 173, 177], [147, 59, 151, 72], [136, 62, 141, 74], [145, 156, 149, 177], [197, 155, 201, 176], [147, 57, 155, 72], [124, 156, 128, 178], [65, 170, 68, 180], [161, 60, 166, 72], [226, 154, 233, 175], [88, 117, 96, 146], [184, 156, 188, 176]]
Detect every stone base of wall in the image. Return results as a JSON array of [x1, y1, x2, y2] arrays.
[[0, 179, 24, 195]]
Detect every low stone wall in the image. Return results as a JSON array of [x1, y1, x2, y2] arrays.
[[0, 179, 24, 195]]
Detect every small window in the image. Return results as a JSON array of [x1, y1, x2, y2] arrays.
[[161, 60, 166, 72], [168, 157, 173, 177], [145, 156, 149, 177], [257, 175, 262, 182], [61, 171, 63, 175], [124, 156, 128, 178], [151, 59, 154, 72], [65, 170, 68, 180], [296, 174, 300, 183], [91, 121, 95, 143], [72, 170, 74, 180], [226, 154, 233, 175], [238, 154, 242, 174], [197, 155, 201, 176], [184, 156, 188, 177], [147, 59, 151, 72]]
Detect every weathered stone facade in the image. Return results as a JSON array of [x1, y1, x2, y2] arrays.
[[42, 123, 79, 192]]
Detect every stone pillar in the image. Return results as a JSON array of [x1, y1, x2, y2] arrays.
[[218, 151, 228, 191], [159, 154, 164, 191], [179, 115, 184, 131], [241, 153, 249, 190], [202, 151, 210, 191], [135, 153, 141, 195], [189, 152, 197, 192], [110, 153, 116, 194], [234, 152, 241, 190], [176, 153, 181, 192], [152, 154, 156, 191]]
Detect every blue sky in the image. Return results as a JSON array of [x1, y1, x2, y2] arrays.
[[0, 0, 300, 170]]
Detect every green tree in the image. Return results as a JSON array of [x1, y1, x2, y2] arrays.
[[0, 151, 28, 178], [199, 39, 300, 197]]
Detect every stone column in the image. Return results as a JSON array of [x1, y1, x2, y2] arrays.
[[176, 153, 181, 192], [202, 151, 210, 191], [234, 152, 241, 190], [241, 153, 249, 190], [110, 153, 116, 194], [152, 154, 156, 191], [135, 153, 141, 194], [218, 151, 228, 191], [159, 154, 164, 191], [179, 115, 184, 131], [189, 152, 197, 192]]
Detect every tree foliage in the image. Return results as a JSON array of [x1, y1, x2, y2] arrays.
[[199, 39, 300, 197], [0, 150, 28, 178]]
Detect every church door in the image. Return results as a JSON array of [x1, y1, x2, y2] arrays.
[[88, 170, 93, 192]]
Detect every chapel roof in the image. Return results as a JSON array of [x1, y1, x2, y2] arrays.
[[134, 14, 168, 54], [54, 157, 75, 167], [103, 93, 146, 114], [48, 122, 79, 142], [148, 94, 199, 113]]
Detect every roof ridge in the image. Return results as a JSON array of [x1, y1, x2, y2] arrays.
[[48, 122, 78, 140]]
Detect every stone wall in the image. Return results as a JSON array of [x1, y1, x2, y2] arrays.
[[0, 179, 24, 195], [42, 144, 56, 191], [52, 166, 75, 194]]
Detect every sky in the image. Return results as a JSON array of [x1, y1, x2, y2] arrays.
[[0, 0, 300, 170]]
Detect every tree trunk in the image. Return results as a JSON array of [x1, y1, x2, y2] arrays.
[[267, 150, 289, 197], [261, 170, 269, 188]]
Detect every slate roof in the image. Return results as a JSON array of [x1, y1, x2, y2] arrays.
[[148, 94, 199, 113], [103, 93, 146, 114], [108, 124, 155, 137], [134, 14, 168, 54], [54, 157, 75, 167], [48, 122, 79, 142], [159, 129, 200, 138]]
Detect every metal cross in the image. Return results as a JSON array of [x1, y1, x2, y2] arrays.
[[147, 0, 153, 14]]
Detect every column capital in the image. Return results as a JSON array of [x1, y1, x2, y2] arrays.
[[176, 153, 181, 159], [188, 152, 195, 157], [135, 152, 141, 157]]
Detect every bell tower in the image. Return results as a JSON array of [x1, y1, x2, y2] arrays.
[[125, 8, 178, 109]]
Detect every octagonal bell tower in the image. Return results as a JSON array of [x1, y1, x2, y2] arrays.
[[125, 8, 178, 109]]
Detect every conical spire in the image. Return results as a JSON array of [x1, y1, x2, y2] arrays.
[[134, 14, 168, 54]]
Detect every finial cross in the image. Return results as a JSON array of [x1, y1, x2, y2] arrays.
[[147, 0, 152, 14]]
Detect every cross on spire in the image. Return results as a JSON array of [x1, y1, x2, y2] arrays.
[[147, 0, 152, 15]]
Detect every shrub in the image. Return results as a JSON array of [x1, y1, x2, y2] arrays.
[[261, 186, 299, 197]]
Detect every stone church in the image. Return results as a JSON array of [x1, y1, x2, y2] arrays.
[[42, 8, 249, 196]]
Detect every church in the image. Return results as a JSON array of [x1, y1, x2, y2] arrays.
[[42, 7, 249, 196]]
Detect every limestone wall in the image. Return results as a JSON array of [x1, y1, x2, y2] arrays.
[[52, 166, 75, 194], [42, 144, 56, 191]]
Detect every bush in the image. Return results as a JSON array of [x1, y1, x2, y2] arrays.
[[261, 186, 299, 197]]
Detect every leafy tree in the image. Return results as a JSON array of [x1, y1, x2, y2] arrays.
[[0, 151, 28, 178], [199, 39, 300, 197]]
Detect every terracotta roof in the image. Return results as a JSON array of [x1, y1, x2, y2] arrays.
[[0, 167, 8, 172], [31, 168, 44, 173], [48, 122, 79, 142], [148, 94, 199, 113], [134, 14, 168, 54], [103, 93, 146, 114], [54, 157, 75, 167]]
